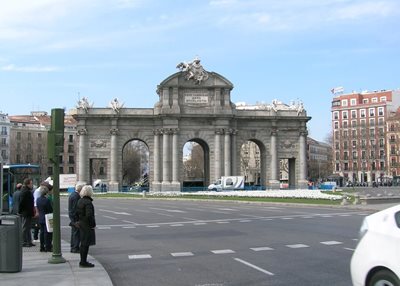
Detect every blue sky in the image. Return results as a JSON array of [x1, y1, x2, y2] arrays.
[[1, 0, 399, 142]]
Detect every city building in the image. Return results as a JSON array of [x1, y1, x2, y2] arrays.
[[386, 107, 400, 178], [331, 89, 400, 185], [0, 112, 11, 164], [307, 137, 332, 182], [9, 111, 77, 179]]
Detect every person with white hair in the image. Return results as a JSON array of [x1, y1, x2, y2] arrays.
[[68, 183, 84, 253], [76, 185, 96, 268]]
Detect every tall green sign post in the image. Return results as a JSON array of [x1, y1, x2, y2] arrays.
[[47, 108, 66, 264]]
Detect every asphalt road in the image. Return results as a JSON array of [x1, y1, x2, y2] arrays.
[[60, 198, 372, 286]]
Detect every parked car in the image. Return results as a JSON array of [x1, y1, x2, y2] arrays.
[[350, 204, 400, 286]]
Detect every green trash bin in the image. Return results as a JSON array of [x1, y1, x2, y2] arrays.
[[0, 215, 22, 273]]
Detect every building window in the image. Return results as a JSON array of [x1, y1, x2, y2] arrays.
[[333, 112, 339, 120], [336, 152, 340, 160], [68, 156, 74, 164], [344, 151, 348, 160], [369, 118, 375, 126], [369, 108, 375, 117], [28, 133, 32, 141], [352, 129, 357, 137], [351, 120, 357, 128], [343, 130, 348, 138], [378, 118, 384, 126], [69, 134, 74, 143], [17, 132, 21, 140], [344, 163, 349, 171], [343, 121, 348, 128], [342, 99, 348, 106], [369, 129, 375, 136], [352, 140, 357, 147], [363, 99, 369, 104], [68, 145, 74, 153], [378, 107, 384, 116], [38, 133, 42, 140], [342, 111, 348, 119], [69, 167, 74, 173], [352, 151, 357, 159], [335, 163, 340, 171], [351, 110, 357, 118], [362, 150, 366, 159], [360, 109, 366, 118], [350, 98, 357, 106], [334, 122, 339, 129], [371, 97, 378, 103], [381, 96, 387, 102]]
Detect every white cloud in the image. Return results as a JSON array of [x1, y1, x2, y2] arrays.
[[333, 1, 395, 20], [1, 64, 60, 73]]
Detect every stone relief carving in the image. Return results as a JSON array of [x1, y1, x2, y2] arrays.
[[90, 139, 107, 148], [282, 139, 294, 149], [236, 99, 305, 115], [176, 57, 209, 85]]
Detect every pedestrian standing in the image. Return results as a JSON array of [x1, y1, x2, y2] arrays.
[[76, 185, 96, 268], [11, 183, 23, 215], [36, 185, 53, 252], [19, 178, 35, 247], [32, 181, 53, 242], [68, 183, 84, 253]]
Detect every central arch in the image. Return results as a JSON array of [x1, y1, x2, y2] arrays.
[[182, 138, 210, 190]]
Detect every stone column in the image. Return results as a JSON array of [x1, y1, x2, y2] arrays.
[[231, 130, 237, 175], [108, 128, 119, 192], [224, 129, 231, 176], [77, 128, 88, 185], [298, 130, 308, 188], [171, 128, 180, 191], [152, 129, 161, 192], [269, 129, 279, 189], [162, 129, 171, 190], [214, 129, 223, 180]]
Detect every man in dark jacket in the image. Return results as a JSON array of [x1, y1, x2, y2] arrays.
[[11, 183, 23, 215], [19, 178, 35, 247], [68, 183, 84, 253]]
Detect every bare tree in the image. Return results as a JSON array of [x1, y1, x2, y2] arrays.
[[122, 140, 149, 186]]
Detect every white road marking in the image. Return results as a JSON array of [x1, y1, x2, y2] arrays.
[[239, 220, 251, 223], [211, 249, 235, 254], [281, 217, 293, 220], [286, 244, 309, 249], [344, 247, 355, 251], [123, 226, 136, 229], [122, 220, 138, 224], [193, 222, 207, 225], [97, 226, 111, 230], [339, 214, 350, 217], [171, 224, 184, 227], [321, 215, 332, 218], [102, 215, 117, 220], [234, 258, 274, 276], [250, 247, 274, 252], [320, 241, 343, 245], [171, 252, 194, 257], [146, 225, 160, 228], [99, 209, 131, 215], [216, 221, 230, 224], [302, 216, 312, 219], [128, 254, 152, 259], [150, 207, 186, 213]]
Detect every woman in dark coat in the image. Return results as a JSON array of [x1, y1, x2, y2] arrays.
[[76, 185, 96, 268]]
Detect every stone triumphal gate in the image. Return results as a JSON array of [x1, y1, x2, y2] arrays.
[[74, 59, 311, 192]]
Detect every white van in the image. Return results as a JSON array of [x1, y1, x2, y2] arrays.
[[208, 176, 245, 191]]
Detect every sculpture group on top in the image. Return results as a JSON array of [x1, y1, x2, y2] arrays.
[[176, 57, 209, 85]]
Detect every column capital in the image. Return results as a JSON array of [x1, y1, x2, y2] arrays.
[[215, 128, 224, 135], [110, 128, 119, 135], [153, 129, 162, 135], [229, 129, 238, 135], [161, 128, 174, 135], [299, 130, 308, 137], [271, 128, 278, 136], [77, 128, 87, 136]]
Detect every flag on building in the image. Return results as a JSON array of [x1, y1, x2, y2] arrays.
[[331, 86, 344, 94]]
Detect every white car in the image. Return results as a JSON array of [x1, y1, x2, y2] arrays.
[[350, 204, 400, 286]]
